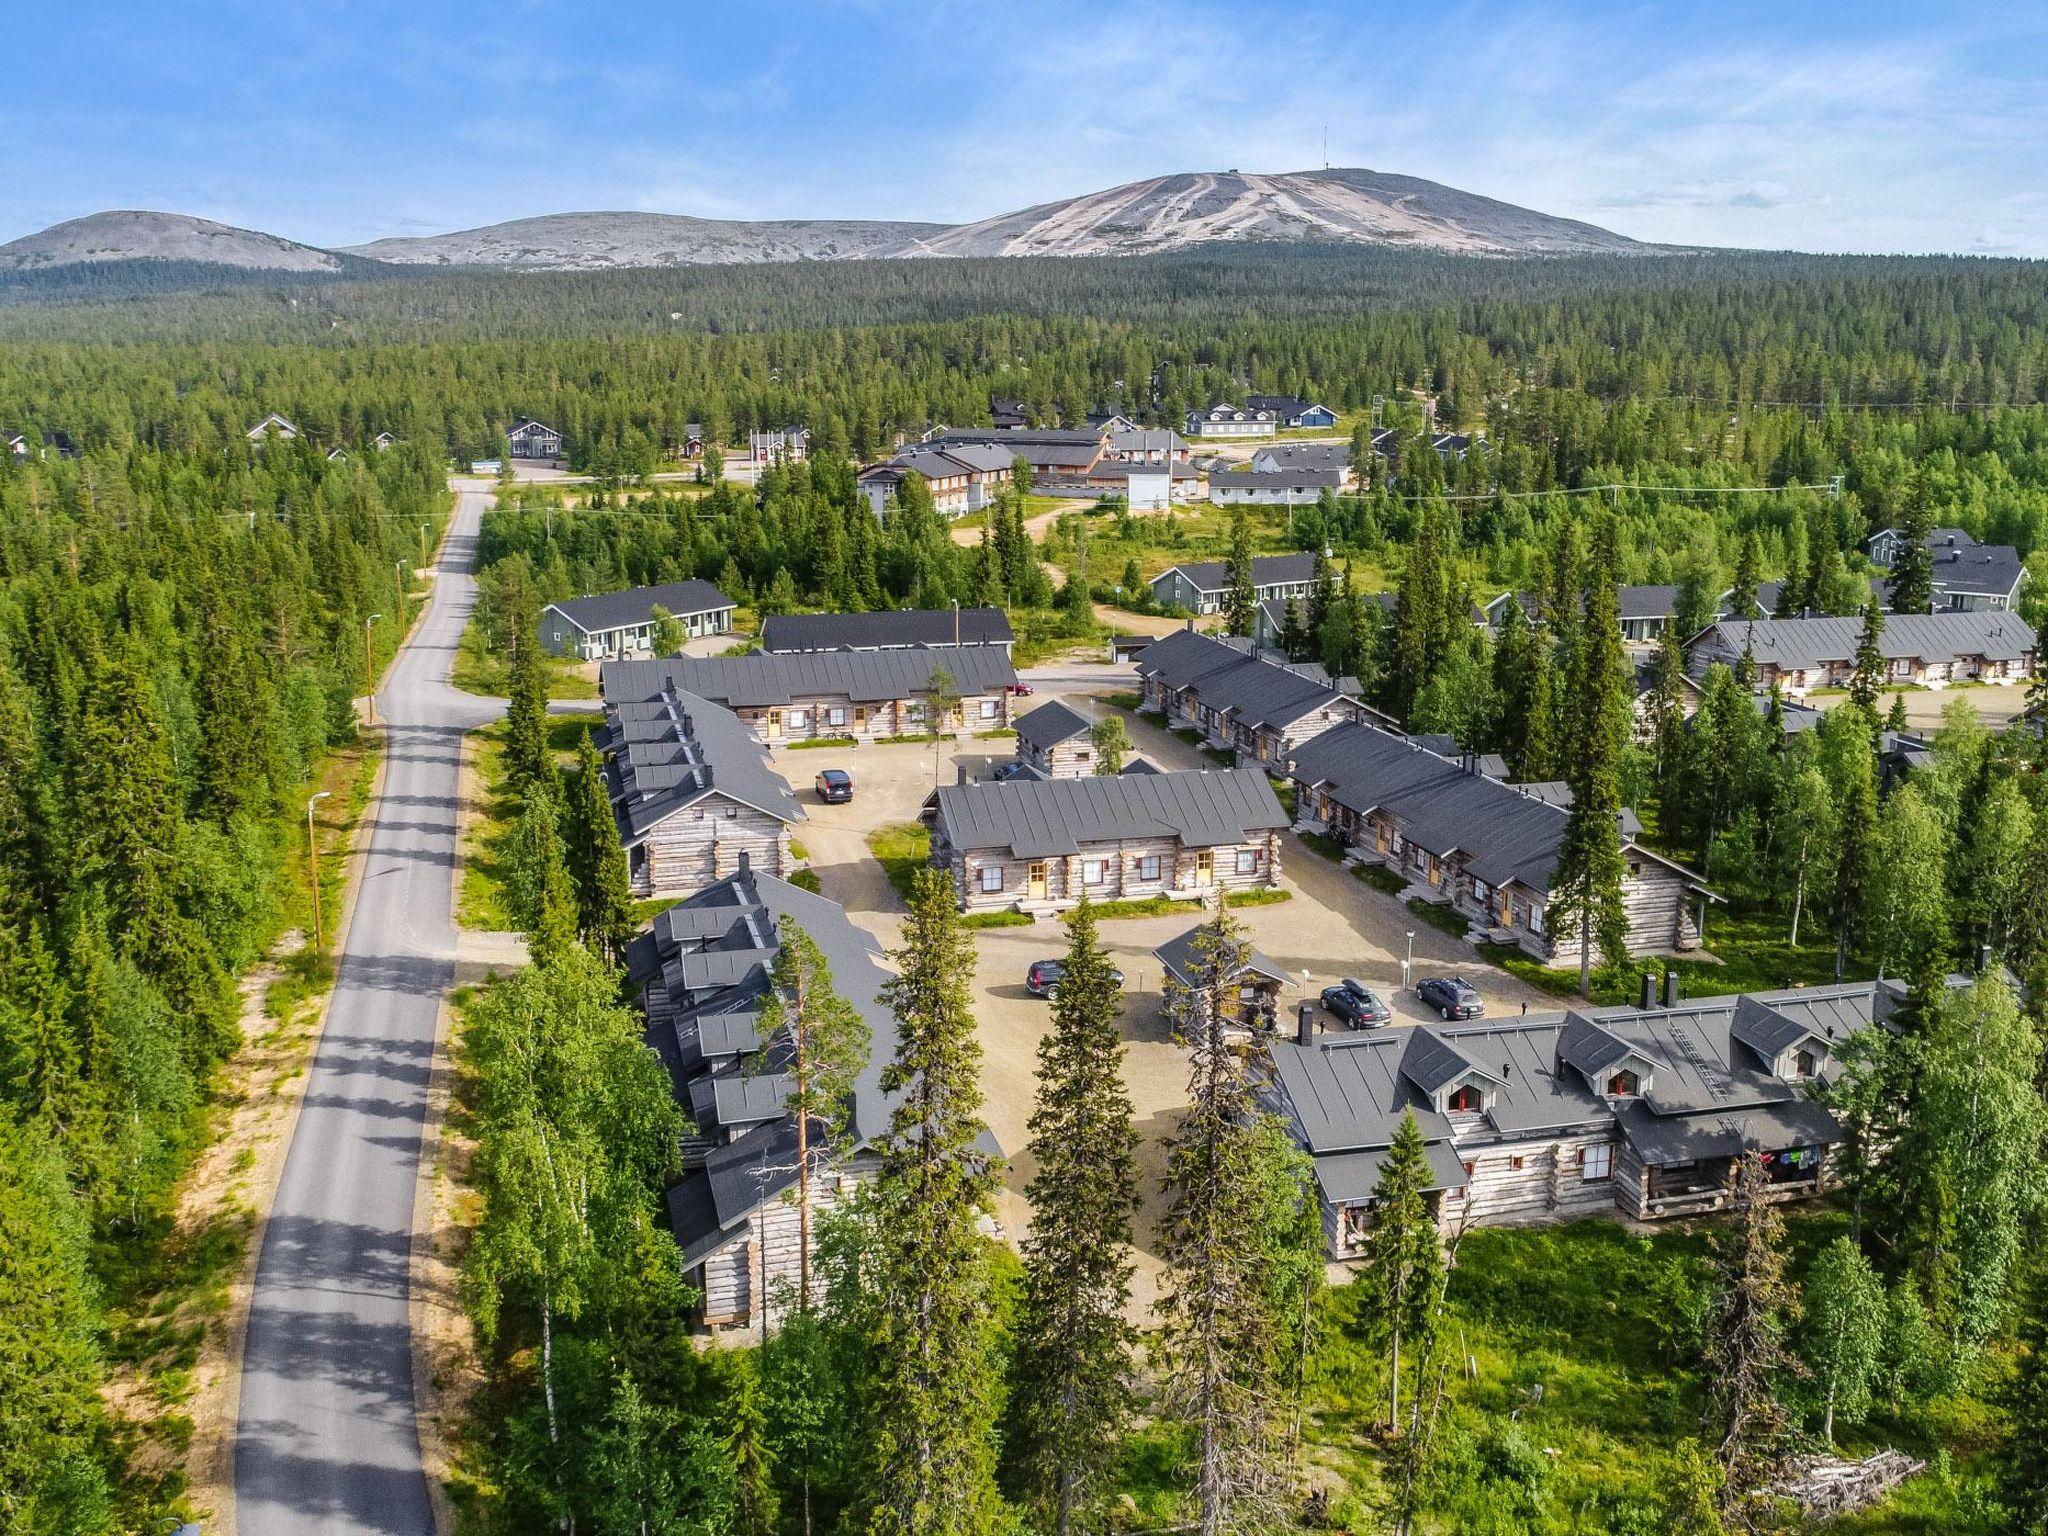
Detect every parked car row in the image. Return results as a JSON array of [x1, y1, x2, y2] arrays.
[[1022, 961, 1486, 1027]]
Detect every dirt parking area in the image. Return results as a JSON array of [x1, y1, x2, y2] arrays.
[[780, 697, 1548, 1312]]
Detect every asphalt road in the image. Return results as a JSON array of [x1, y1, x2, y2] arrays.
[[234, 481, 500, 1536]]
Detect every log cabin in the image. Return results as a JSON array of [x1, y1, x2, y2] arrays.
[[597, 685, 802, 899], [1154, 922, 1292, 1038], [1011, 699, 1099, 778], [1287, 721, 1712, 965], [1686, 611, 2036, 695], [601, 644, 1018, 744], [1266, 977, 1895, 1258], [1135, 626, 1390, 767], [929, 767, 1289, 916]]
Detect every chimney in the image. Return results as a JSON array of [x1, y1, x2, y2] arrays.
[[1662, 970, 1680, 1009], [957, 764, 969, 785], [737, 849, 751, 875], [1185, 617, 1195, 632], [1639, 972, 1656, 1011], [1978, 943, 1994, 973], [1296, 1001, 1315, 1048]]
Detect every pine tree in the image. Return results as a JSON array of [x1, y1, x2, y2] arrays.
[[1156, 912, 1303, 1536], [1703, 1154, 1799, 1504], [1552, 519, 1632, 993], [562, 733, 634, 962], [726, 1356, 782, 1536], [1648, 620, 1690, 814], [1828, 708, 1879, 980], [862, 870, 1005, 1535], [1224, 506, 1258, 637], [1518, 624, 1556, 782], [1728, 530, 1764, 619], [1003, 899, 1139, 1535], [1357, 1110, 1445, 1429], [505, 603, 552, 790], [1487, 596, 1533, 753], [757, 923, 870, 1314]]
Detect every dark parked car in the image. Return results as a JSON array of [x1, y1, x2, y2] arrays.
[[1025, 958, 1126, 998], [1416, 975, 1484, 1020], [991, 759, 1038, 782], [1006, 681, 1034, 696], [1319, 977, 1392, 1028], [814, 768, 854, 804]]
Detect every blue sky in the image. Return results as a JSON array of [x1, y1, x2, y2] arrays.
[[6, 1, 2048, 255]]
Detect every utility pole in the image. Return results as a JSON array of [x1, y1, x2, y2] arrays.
[[307, 791, 332, 953], [420, 522, 429, 570], [395, 559, 406, 626], [363, 614, 381, 727]]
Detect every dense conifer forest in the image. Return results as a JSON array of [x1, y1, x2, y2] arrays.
[[6, 245, 2048, 1532]]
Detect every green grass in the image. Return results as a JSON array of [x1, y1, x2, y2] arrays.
[[1406, 895, 1472, 938], [975, 727, 1018, 740], [867, 822, 932, 902], [628, 896, 678, 927], [787, 735, 857, 750], [1297, 829, 1349, 863], [1355, 861, 1407, 896], [1105, 691, 1142, 711], [1223, 887, 1291, 909], [1088, 895, 1184, 920], [788, 869, 823, 894], [457, 724, 518, 930], [1478, 903, 1879, 1006], [451, 616, 600, 700], [1271, 780, 1296, 819], [874, 732, 942, 745], [963, 910, 1035, 929], [1171, 727, 1202, 746], [1198, 744, 1236, 766]]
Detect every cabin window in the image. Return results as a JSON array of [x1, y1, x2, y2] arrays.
[[1508, 1155, 1525, 1171], [1076, 749, 1091, 763], [1447, 1084, 1483, 1113], [1082, 858, 1105, 886], [979, 865, 1004, 893], [1607, 1069, 1640, 1098], [1627, 860, 1642, 878], [1794, 1048, 1818, 1079], [1529, 905, 1546, 936], [1237, 849, 1258, 875], [980, 698, 998, 719], [788, 709, 809, 729], [726, 806, 738, 819], [1581, 1144, 1612, 1182], [1135, 854, 1161, 883], [826, 706, 847, 727]]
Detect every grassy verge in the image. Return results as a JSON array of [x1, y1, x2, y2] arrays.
[[628, 896, 678, 928], [1355, 862, 1407, 896], [1089, 895, 1184, 920], [458, 725, 518, 931], [874, 732, 942, 746], [1223, 888, 1291, 909], [1105, 691, 1142, 711], [1199, 744, 1236, 766], [788, 869, 823, 894], [264, 737, 382, 1019], [1406, 895, 1473, 938], [975, 727, 1018, 739], [451, 616, 600, 700], [1297, 830, 1348, 863], [867, 822, 932, 903], [963, 910, 1035, 929], [1478, 904, 1879, 1006], [788, 735, 857, 750]]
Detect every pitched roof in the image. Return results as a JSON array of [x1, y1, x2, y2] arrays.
[[758, 607, 1012, 653], [546, 579, 734, 636], [1210, 468, 1346, 493], [1151, 552, 1321, 594], [1013, 699, 1093, 749], [933, 768, 1288, 858], [598, 686, 803, 841], [1927, 539, 2027, 599], [1702, 611, 2037, 668], [1153, 925, 1291, 991], [1135, 629, 1381, 734], [602, 644, 1017, 709], [1253, 442, 1350, 471]]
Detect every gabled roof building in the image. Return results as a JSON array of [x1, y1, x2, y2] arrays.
[[1012, 699, 1099, 778], [1267, 979, 1894, 1256], [759, 606, 1013, 656], [1135, 626, 1389, 766], [1688, 611, 2035, 695], [541, 579, 736, 660], [1149, 551, 1322, 616], [1287, 721, 1711, 964]]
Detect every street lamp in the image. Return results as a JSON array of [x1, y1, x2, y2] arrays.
[[1402, 929, 1416, 991], [363, 614, 382, 726], [307, 791, 333, 954]]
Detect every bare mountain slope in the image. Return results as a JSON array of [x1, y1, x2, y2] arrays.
[[897, 168, 1642, 258], [345, 211, 948, 268], [0, 210, 346, 271]]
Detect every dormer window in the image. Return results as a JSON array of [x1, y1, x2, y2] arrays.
[[1793, 1048, 1818, 1079], [1447, 1084, 1483, 1113], [1607, 1069, 1640, 1098]]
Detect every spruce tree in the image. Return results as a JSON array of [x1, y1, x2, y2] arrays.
[[505, 603, 552, 790], [862, 870, 1005, 1535], [1358, 1110, 1445, 1429], [726, 1357, 781, 1536], [1849, 599, 1887, 711], [1003, 899, 1139, 1535], [1224, 506, 1258, 637], [1551, 519, 1632, 993], [563, 732, 634, 962], [1887, 479, 1936, 615], [1728, 530, 1764, 620], [1156, 912, 1303, 1535], [1703, 1154, 1799, 1505]]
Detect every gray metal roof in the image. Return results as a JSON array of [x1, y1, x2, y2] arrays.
[[1316, 1141, 1472, 1203], [1013, 698, 1093, 749], [1150, 552, 1321, 595], [1399, 1028, 1505, 1095], [603, 644, 1017, 709], [1253, 442, 1351, 471], [599, 686, 802, 843], [1270, 1031, 1452, 1153], [1210, 468, 1346, 493], [1152, 925, 1291, 991], [758, 606, 1012, 653], [1727, 992, 1829, 1063], [1616, 1098, 1843, 1164], [1136, 628, 1376, 734], [546, 579, 733, 636], [1701, 610, 2036, 668], [933, 768, 1288, 858]]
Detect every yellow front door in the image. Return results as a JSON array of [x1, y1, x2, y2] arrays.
[[854, 706, 867, 732], [766, 710, 782, 738], [1027, 861, 1048, 900], [1195, 850, 1214, 885]]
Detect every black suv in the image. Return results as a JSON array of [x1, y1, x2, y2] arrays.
[[1025, 958, 1126, 998], [1319, 977, 1392, 1028], [814, 768, 853, 804], [1416, 975, 1484, 1020]]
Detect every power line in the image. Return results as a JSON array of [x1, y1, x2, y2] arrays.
[[1383, 480, 1841, 505]]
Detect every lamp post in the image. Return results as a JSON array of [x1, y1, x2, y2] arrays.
[[363, 614, 381, 726], [1402, 929, 1416, 991], [307, 791, 332, 954], [396, 559, 406, 625]]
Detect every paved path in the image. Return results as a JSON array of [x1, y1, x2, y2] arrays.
[[234, 481, 501, 1536]]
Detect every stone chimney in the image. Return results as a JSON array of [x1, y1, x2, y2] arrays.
[[1296, 1001, 1315, 1048]]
